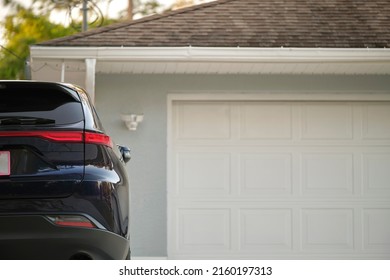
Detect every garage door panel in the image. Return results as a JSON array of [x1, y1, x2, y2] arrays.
[[302, 153, 354, 195], [240, 153, 292, 195], [240, 209, 292, 252], [363, 154, 390, 195], [170, 100, 390, 259], [175, 102, 231, 140], [302, 209, 354, 252], [239, 103, 292, 139], [363, 209, 390, 252], [301, 103, 353, 140], [177, 209, 231, 253], [362, 103, 390, 140], [177, 153, 231, 195]]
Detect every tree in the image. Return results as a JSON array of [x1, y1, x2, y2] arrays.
[[127, 0, 133, 19], [126, 0, 209, 20], [0, 7, 76, 79], [126, 0, 162, 20], [1, 0, 117, 30], [0, 0, 118, 79]]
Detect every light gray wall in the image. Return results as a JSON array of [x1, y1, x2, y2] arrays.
[[94, 73, 390, 257]]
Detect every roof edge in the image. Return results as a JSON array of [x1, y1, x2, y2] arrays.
[[30, 46, 390, 63], [36, 0, 235, 46]]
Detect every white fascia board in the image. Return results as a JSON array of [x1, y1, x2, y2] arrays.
[[30, 46, 390, 63]]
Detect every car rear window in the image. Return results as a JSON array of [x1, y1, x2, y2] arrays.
[[0, 84, 84, 125]]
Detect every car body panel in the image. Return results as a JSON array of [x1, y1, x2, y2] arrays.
[[0, 215, 129, 260]]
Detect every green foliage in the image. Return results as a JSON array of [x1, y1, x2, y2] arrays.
[[134, 0, 161, 17], [0, 0, 121, 80], [0, 7, 76, 79]]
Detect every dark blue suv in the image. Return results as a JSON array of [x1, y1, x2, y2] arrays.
[[0, 81, 131, 259]]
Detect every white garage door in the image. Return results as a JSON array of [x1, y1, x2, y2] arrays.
[[168, 99, 390, 259]]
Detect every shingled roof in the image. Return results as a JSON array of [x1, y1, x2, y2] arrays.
[[39, 0, 390, 48]]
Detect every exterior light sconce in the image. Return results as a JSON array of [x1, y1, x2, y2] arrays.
[[121, 114, 144, 131]]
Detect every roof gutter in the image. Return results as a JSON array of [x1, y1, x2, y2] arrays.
[[30, 46, 390, 63]]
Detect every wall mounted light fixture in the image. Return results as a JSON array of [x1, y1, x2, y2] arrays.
[[121, 114, 144, 131]]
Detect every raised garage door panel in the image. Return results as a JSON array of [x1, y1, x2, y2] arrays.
[[169, 101, 390, 259]]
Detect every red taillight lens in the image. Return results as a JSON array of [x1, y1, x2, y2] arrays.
[[85, 132, 113, 148], [0, 131, 83, 142], [0, 131, 113, 147], [47, 215, 96, 229]]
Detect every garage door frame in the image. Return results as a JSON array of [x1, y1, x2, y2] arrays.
[[167, 91, 390, 259]]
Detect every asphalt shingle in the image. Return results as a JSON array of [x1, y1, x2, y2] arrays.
[[39, 0, 390, 48]]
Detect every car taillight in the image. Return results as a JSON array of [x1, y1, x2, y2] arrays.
[[0, 131, 113, 148], [46, 215, 97, 229], [85, 132, 113, 148]]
